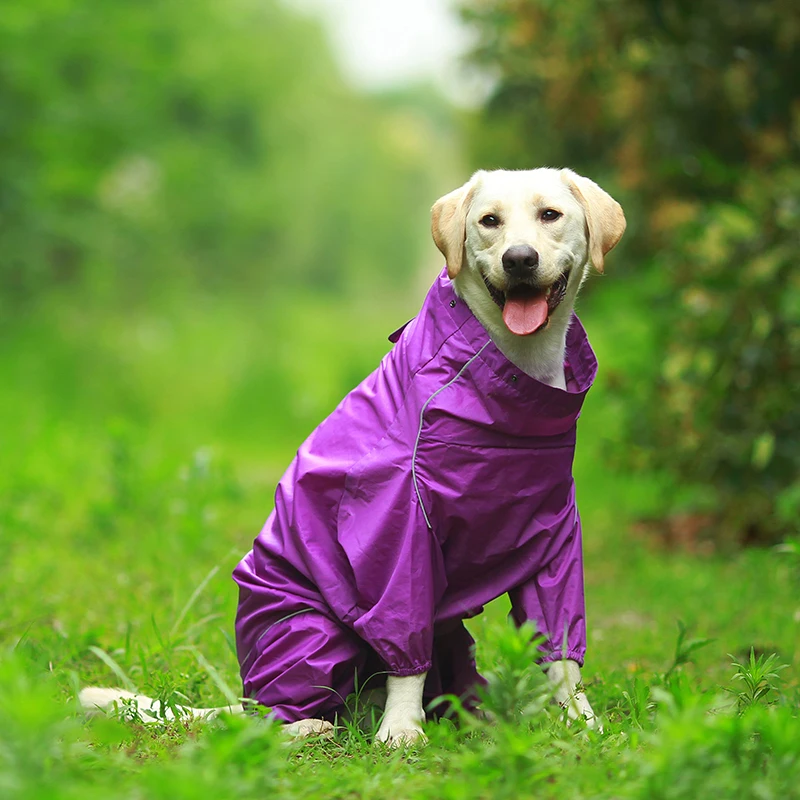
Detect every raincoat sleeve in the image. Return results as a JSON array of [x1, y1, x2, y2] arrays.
[[507, 511, 587, 666], [337, 451, 445, 676]]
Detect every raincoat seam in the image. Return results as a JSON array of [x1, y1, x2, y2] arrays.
[[416, 437, 574, 450], [412, 340, 492, 529], [336, 316, 470, 514]]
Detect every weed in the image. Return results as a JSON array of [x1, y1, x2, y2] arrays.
[[472, 621, 554, 724], [663, 620, 714, 683], [726, 648, 787, 713], [619, 676, 655, 729]]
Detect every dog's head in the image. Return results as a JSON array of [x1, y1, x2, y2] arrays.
[[431, 168, 626, 336]]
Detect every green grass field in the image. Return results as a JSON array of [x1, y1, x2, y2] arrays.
[[2, 281, 798, 799]]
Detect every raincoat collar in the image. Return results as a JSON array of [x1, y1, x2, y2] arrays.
[[392, 270, 597, 435], [438, 270, 596, 391]]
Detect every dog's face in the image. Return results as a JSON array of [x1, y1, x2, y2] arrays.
[[431, 169, 625, 336]]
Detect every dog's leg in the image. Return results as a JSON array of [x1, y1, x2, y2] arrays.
[[79, 687, 333, 738], [78, 687, 244, 722], [374, 673, 427, 747], [545, 659, 601, 731]]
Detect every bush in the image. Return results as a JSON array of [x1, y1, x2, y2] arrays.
[[638, 167, 800, 543]]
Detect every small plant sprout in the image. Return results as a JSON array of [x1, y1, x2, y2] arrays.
[[727, 649, 787, 712], [663, 620, 714, 683], [620, 677, 655, 729], [475, 622, 553, 724]]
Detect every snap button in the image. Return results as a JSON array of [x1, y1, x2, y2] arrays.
[[511, 375, 518, 382], [449, 299, 456, 308]]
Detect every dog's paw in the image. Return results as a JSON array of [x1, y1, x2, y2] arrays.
[[284, 718, 334, 740], [388, 727, 428, 747], [375, 722, 427, 748], [375, 673, 427, 748], [562, 693, 603, 733], [587, 717, 603, 734], [374, 707, 427, 747], [547, 660, 604, 733]]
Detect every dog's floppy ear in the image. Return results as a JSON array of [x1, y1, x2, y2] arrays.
[[561, 169, 626, 274], [431, 174, 481, 279]]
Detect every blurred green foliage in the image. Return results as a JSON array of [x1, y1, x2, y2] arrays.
[[0, 0, 459, 309], [461, 0, 800, 544]]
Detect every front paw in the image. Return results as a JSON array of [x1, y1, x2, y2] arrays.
[[563, 693, 603, 733], [547, 660, 603, 732], [375, 673, 427, 747], [375, 715, 427, 747]]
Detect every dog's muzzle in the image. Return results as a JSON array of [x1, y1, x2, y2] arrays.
[[483, 270, 570, 336]]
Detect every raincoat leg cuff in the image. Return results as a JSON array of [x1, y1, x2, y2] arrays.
[[539, 650, 585, 668], [388, 661, 432, 677]]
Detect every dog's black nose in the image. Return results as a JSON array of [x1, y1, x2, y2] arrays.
[[502, 245, 539, 278]]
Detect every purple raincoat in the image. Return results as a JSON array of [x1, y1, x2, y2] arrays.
[[233, 270, 597, 722]]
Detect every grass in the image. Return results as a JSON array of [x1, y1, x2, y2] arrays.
[[1, 277, 798, 799]]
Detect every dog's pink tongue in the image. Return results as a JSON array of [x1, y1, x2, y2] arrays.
[[502, 291, 549, 335]]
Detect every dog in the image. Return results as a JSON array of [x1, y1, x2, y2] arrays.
[[81, 168, 625, 747]]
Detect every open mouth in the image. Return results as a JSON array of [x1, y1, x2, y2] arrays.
[[483, 271, 570, 336]]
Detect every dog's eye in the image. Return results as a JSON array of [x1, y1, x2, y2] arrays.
[[479, 214, 501, 228], [541, 209, 562, 222]]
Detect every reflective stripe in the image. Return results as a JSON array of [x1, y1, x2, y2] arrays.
[[411, 341, 491, 529]]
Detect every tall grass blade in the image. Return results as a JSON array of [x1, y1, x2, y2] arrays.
[[170, 565, 220, 640], [88, 646, 136, 691], [189, 646, 240, 707]]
